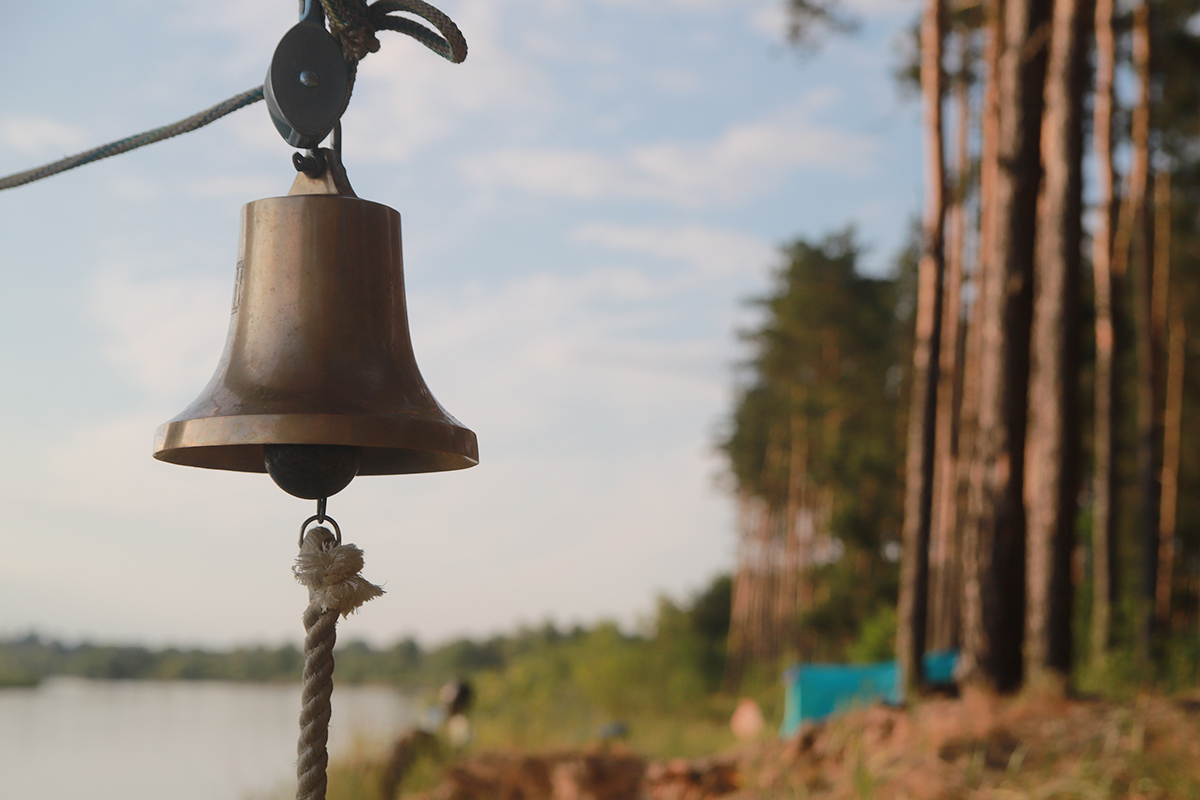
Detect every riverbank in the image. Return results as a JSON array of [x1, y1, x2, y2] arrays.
[[340, 690, 1200, 800]]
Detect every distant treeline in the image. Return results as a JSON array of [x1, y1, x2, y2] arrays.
[[0, 630, 555, 686], [0, 575, 733, 694]]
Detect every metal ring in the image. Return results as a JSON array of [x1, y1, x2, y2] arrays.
[[299, 514, 342, 549]]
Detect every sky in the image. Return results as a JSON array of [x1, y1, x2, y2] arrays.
[[0, 0, 923, 648]]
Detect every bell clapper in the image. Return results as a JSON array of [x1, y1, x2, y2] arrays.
[[264, 443, 361, 500]]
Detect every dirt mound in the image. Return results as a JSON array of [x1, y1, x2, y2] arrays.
[[409, 691, 1200, 800], [411, 751, 647, 800], [738, 689, 1200, 799], [408, 750, 738, 800]]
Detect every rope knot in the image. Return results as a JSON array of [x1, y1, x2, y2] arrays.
[[323, 0, 468, 66], [294, 526, 384, 617], [330, 20, 382, 64]]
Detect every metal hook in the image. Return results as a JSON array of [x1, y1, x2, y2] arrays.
[[299, 513, 341, 549], [317, 497, 328, 523], [300, 0, 325, 24]]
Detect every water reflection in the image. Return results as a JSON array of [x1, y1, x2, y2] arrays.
[[0, 677, 415, 800]]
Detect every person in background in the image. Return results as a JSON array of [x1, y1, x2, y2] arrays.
[[380, 678, 474, 799]]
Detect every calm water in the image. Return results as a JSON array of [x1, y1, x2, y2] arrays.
[[0, 677, 417, 800]]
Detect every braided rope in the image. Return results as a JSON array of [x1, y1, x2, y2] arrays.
[[369, 0, 468, 62], [323, 0, 467, 64], [0, 87, 264, 192], [293, 525, 384, 800], [0, 0, 466, 192]]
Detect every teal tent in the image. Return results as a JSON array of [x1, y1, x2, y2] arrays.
[[780, 651, 958, 737]]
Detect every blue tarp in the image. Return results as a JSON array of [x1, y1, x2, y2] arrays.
[[780, 650, 958, 737]]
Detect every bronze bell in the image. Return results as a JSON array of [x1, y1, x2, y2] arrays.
[[153, 150, 478, 499]]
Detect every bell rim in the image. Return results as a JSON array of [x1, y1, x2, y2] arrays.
[[153, 412, 478, 475]]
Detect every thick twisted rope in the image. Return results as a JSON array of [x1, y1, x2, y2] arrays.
[[297, 604, 338, 800], [0, 0, 465, 192], [294, 526, 384, 800]]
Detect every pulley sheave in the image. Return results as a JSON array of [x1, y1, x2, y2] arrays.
[[264, 0, 351, 149]]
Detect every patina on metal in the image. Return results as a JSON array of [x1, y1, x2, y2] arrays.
[[153, 148, 478, 493]]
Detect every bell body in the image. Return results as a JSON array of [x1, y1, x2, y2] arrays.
[[154, 187, 477, 476]]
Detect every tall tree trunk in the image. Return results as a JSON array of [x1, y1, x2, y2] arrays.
[[1024, 0, 1089, 690], [780, 398, 806, 651], [898, 0, 947, 697], [750, 502, 774, 664], [1155, 172, 1179, 631], [724, 491, 757, 691], [792, 391, 814, 614], [1089, 0, 1117, 667], [1158, 307, 1183, 630], [929, 38, 974, 654], [961, 0, 1048, 693], [959, 16, 1000, 685], [1129, 0, 1158, 667]]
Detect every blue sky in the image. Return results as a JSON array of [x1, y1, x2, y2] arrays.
[[0, 0, 923, 647]]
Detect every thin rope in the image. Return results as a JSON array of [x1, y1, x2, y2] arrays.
[[294, 525, 384, 800], [0, 87, 265, 192], [0, 0, 465, 192]]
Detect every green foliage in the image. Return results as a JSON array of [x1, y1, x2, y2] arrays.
[[689, 575, 732, 691], [784, 0, 859, 50], [0, 634, 308, 683], [723, 230, 902, 537], [721, 229, 906, 665], [845, 605, 898, 664], [459, 576, 738, 756]]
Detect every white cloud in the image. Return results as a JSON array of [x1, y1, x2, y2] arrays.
[[0, 116, 87, 157], [106, 175, 163, 201], [599, 0, 773, 14], [167, 0, 291, 79], [842, 0, 920, 19], [186, 174, 281, 200], [651, 68, 703, 94], [462, 104, 876, 206], [89, 271, 230, 398], [164, 0, 553, 163], [336, 0, 555, 163], [404, 265, 736, 458], [573, 222, 775, 279]]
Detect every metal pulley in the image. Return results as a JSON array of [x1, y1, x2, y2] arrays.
[[264, 0, 352, 149]]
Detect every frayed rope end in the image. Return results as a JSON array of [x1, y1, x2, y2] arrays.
[[295, 527, 385, 617]]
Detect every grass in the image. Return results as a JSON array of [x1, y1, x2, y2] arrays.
[[250, 685, 1200, 800]]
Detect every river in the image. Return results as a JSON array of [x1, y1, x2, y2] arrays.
[[0, 677, 417, 800]]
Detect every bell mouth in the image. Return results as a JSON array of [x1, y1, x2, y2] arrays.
[[153, 412, 478, 475]]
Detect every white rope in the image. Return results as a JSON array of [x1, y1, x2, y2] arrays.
[[293, 526, 384, 800]]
